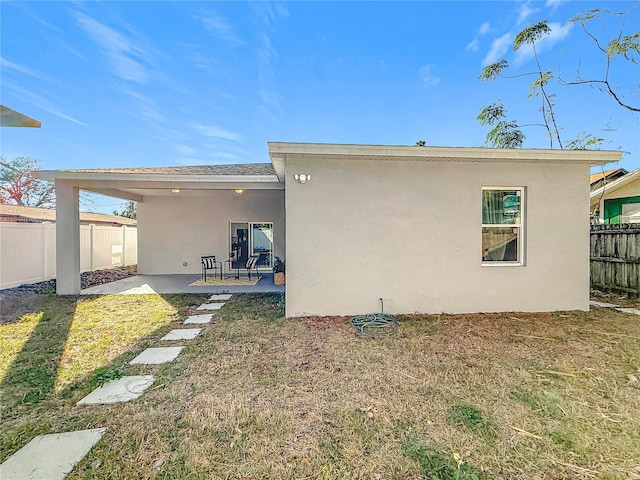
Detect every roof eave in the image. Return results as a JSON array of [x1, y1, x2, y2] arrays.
[[35, 171, 281, 183], [268, 142, 622, 166]]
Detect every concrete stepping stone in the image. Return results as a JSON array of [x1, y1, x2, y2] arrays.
[[196, 302, 225, 311], [590, 300, 620, 308], [0, 428, 106, 480], [77, 376, 155, 405], [160, 328, 202, 341], [209, 294, 232, 301], [184, 314, 213, 324], [615, 307, 640, 316], [129, 346, 184, 365]]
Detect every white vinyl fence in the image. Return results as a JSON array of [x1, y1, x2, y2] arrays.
[[0, 222, 137, 290]]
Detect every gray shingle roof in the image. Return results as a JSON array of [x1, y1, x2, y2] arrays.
[[59, 163, 275, 176]]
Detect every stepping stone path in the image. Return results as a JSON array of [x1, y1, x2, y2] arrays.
[[196, 302, 225, 310], [130, 346, 184, 365], [77, 375, 156, 405], [0, 428, 106, 480], [589, 300, 640, 316], [1, 295, 231, 479], [184, 314, 213, 324], [209, 294, 232, 301], [160, 328, 202, 341]]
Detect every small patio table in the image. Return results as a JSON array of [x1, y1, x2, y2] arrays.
[[224, 260, 240, 279]]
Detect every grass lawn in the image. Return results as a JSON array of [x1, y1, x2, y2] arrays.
[[1, 292, 639, 479]]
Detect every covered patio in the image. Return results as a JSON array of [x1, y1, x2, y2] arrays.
[[37, 163, 285, 295], [80, 273, 285, 295]]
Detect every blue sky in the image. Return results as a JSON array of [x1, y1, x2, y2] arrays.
[[1, 1, 638, 212]]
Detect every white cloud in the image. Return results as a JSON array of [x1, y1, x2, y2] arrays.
[[517, 2, 540, 25], [482, 33, 513, 66], [74, 11, 150, 83], [479, 22, 492, 36], [190, 123, 241, 141], [466, 22, 492, 52], [0, 57, 42, 78], [252, 2, 289, 31], [545, 0, 566, 10], [172, 143, 199, 156], [513, 21, 573, 66], [199, 11, 243, 45], [2, 81, 88, 127], [419, 64, 441, 87]]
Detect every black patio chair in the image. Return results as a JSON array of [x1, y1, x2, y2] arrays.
[[201, 255, 222, 281], [244, 255, 261, 281]]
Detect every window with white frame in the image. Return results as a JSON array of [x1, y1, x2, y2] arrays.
[[482, 187, 525, 264]]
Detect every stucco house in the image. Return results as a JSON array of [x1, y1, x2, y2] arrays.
[[39, 143, 621, 317], [590, 167, 640, 224]]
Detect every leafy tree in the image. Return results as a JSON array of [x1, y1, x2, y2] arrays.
[[479, 20, 563, 149], [478, 8, 638, 148], [562, 9, 639, 112], [0, 156, 55, 208], [477, 101, 526, 148], [113, 200, 137, 219]]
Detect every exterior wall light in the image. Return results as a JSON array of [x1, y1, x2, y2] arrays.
[[234, 189, 244, 194], [171, 188, 180, 194], [294, 174, 311, 184]]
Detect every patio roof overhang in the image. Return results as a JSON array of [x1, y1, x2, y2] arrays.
[[35, 169, 283, 202]]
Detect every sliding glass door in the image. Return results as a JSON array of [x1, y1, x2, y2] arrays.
[[230, 222, 273, 269]]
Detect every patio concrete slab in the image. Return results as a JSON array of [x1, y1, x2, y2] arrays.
[[184, 314, 213, 324], [77, 376, 155, 405], [81, 274, 283, 295], [589, 300, 620, 308], [129, 347, 184, 365], [615, 307, 640, 316], [196, 302, 225, 310], [160, 328, 202, 341], [0, 428, 106, 480], [209, 294, 232, 301]]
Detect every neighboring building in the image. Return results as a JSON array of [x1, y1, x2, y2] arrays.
[[590, 168, 640, 224], [38, 143, 621, 316], [590, 167, 628, 192], [0, 204, 137, 227]]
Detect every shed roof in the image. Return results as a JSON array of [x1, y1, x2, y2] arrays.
[[0, 204, 137, 225]]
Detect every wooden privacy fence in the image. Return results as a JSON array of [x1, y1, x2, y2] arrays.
[[590, 223, 640, 297], [0, 222, 137, 290]]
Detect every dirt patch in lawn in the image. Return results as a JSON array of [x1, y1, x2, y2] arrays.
[[591, 288, 640, 309]]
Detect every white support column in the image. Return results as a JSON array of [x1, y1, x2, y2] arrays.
[[56, 180, 81, 294]]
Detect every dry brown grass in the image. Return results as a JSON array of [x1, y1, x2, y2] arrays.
[[80, 302, 640, 478], [2, 292, 639, 479]]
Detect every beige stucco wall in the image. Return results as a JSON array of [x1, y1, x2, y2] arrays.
[[285, 158, 590, 316], [138, 189, 285, 274]]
